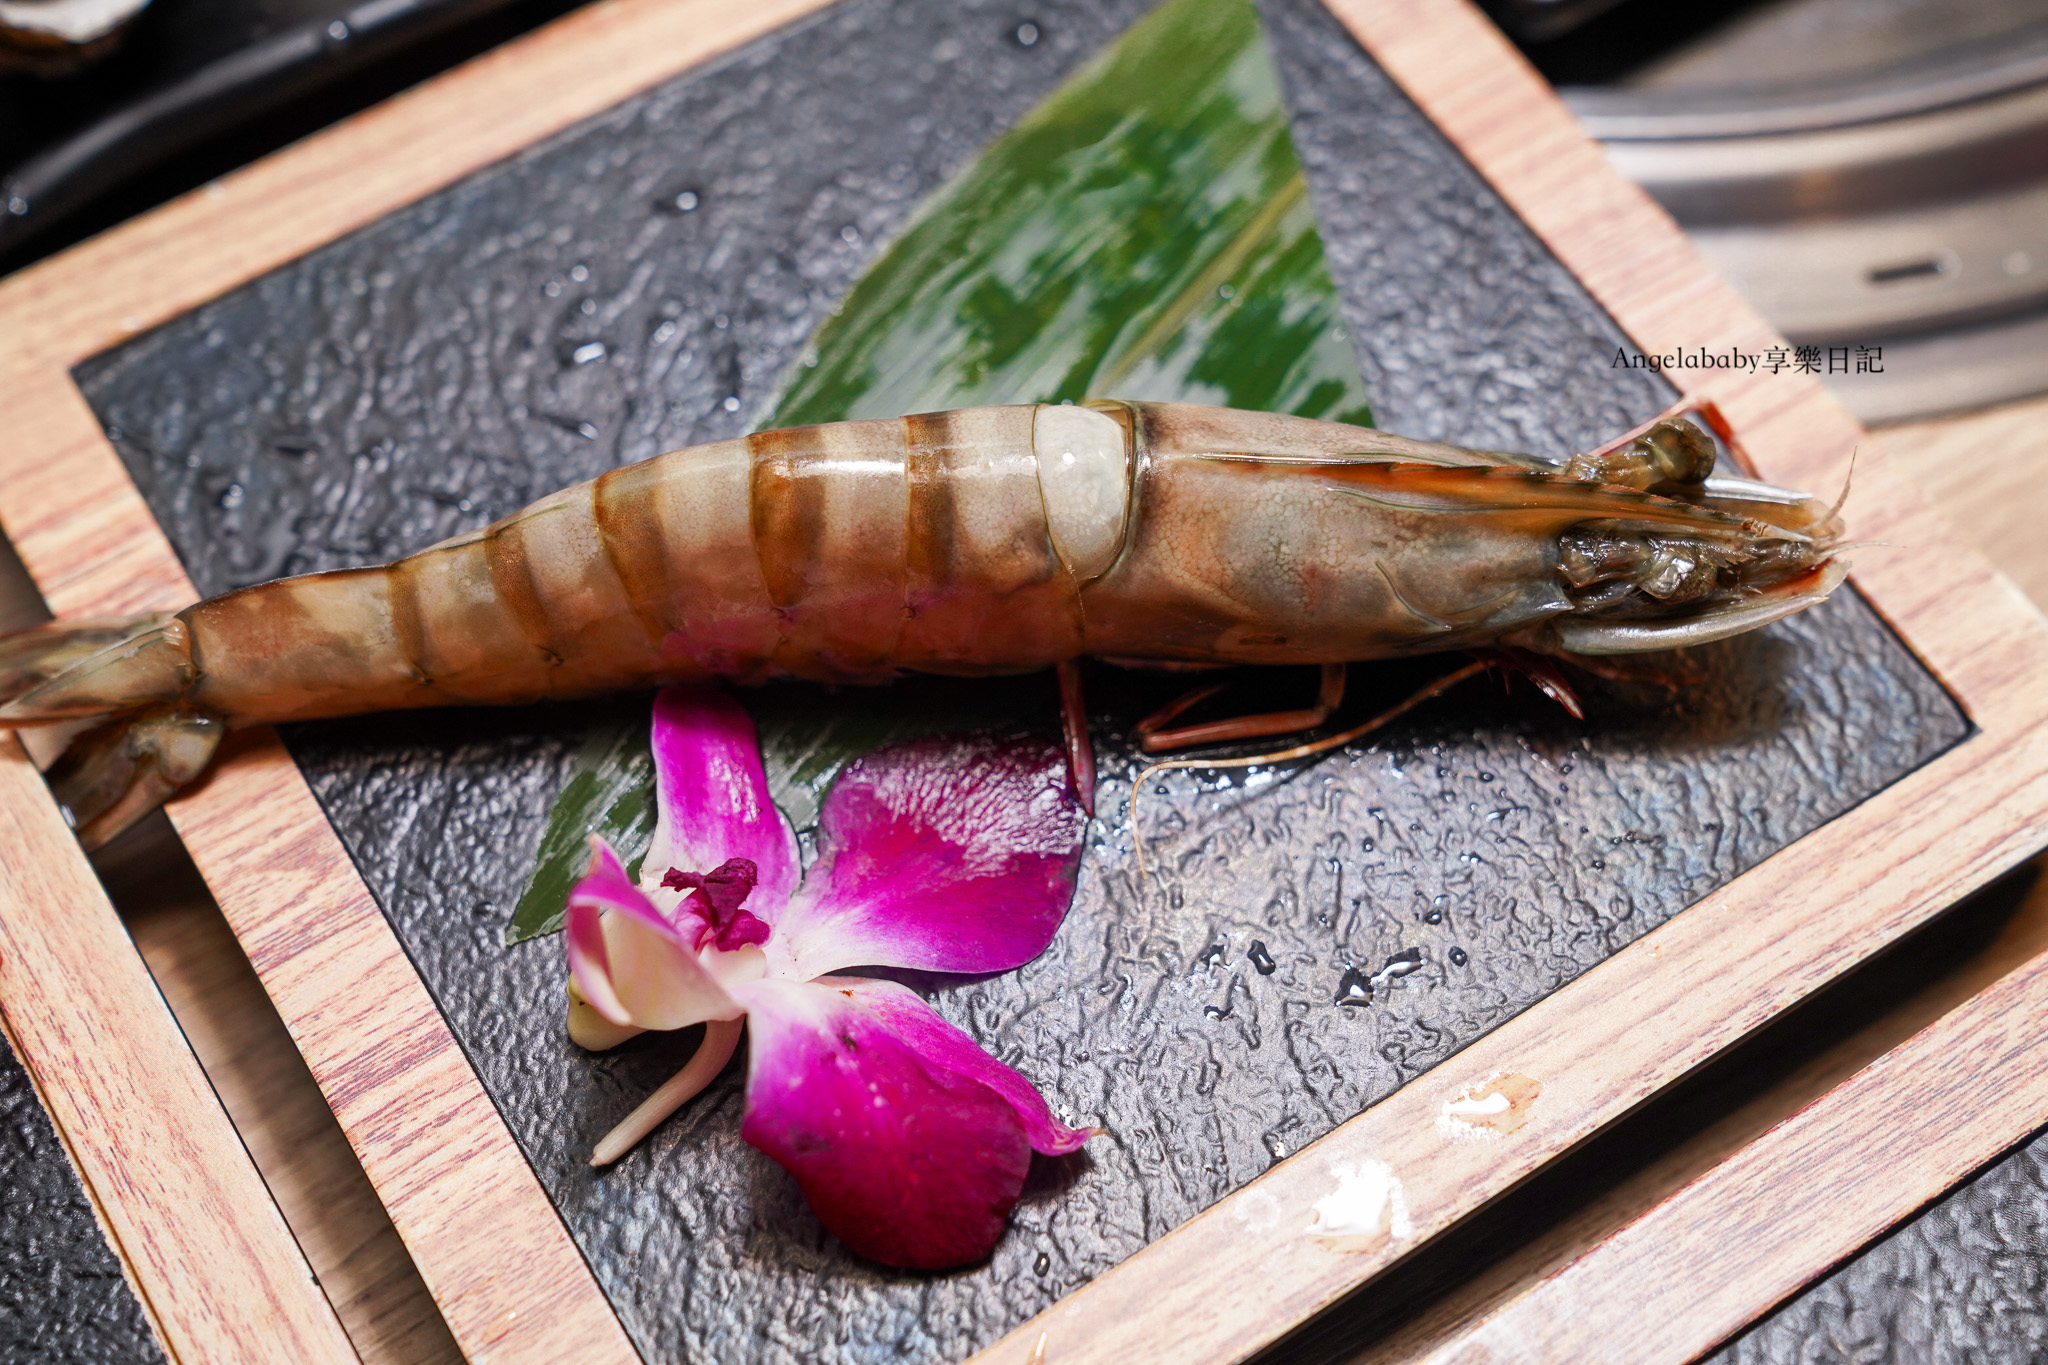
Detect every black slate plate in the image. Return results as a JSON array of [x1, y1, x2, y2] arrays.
[[69, 1, 1969, 1361], [0, 1028, 165, 1365]]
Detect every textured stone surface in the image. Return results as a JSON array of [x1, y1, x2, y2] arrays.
[[1708, 1126, 2048, 1365], [72, 1, 1969, 1362], [0, 1031, 165, 1364]]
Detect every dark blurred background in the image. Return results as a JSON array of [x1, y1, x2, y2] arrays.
[[5, 0, 2047, 420]]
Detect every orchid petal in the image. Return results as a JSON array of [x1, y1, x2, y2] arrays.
[[645, 687, 800, 911], [735, 976, 1092, 1269], [565, 837, 739, 1033], [772, 735, 1085, 980]]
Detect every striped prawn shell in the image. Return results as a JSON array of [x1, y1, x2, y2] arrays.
[[166, 401, 1831, 726], [182, 405, 1096, 723]]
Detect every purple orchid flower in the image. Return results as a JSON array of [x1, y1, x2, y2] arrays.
[[564, 686, 1096, 1270]]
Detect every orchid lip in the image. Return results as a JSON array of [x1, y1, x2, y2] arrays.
[[663, 856, 774, 952]]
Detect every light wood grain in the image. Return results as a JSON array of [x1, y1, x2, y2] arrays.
[[2, 1, 2047, 1363], [1875, 392, 2048, 612], [0, 501, 453, 1365], [0, 739, 360, 1364], [97, 816, 463, 1365], [1352, 867, 2048, 1364]]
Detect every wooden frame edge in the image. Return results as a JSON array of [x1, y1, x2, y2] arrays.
[[0, 738, 359, 1364], [0, 1, 2042, 1363], [0, 0, 839, 1358], [1355, 868, 2048, 1364]]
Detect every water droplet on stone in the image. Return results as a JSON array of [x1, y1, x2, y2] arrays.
[[1248, 940, 1276, 975], [1013, 19, 1041, 46], [1449, 947, 1469, 967], [1335, 967, 1373, 1007], [1197, 941, 1225, 969], [1424, 909, 1442, 924], [570, 341, 607, 365], [1034, 1252, 1051, 1275], [217, 483, 245, 510], [1374, 948, 1424, 986]]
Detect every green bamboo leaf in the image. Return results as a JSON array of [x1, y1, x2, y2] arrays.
[[775, 0, 1371, 422], [510, 0, 1371, 943], [510, 704, 658, 941]]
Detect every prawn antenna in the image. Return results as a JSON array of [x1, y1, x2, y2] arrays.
[[1128, 660, 1489, 881], [1824, 447, 1859, 526]]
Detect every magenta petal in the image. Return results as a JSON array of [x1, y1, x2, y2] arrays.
[[840, 976, 1094, 1158], [736, 976, 1092, 1269], [566, 837, 738, 1032], [772, 735, 1086, 979], [646, 687, 800, 912]]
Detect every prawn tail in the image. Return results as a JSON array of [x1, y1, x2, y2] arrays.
[[0, 614, 176, 711], [0, 616, 195, 723], [0, 616, 225, 848]]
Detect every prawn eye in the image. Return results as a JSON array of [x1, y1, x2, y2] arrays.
[[1561, 419, 1716, 491], [1637, 420, 1717, 488]]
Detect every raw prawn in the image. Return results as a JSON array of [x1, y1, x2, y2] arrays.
[[0, 399, 1845, 846]]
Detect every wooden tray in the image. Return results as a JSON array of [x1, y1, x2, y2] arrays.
[[1, 0, 2045, 1361], [0, 735, 357, 1362]]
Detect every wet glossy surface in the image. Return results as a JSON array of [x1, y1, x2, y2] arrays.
[[73, 0, 1968, 1361]]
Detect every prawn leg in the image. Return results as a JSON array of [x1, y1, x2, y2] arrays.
[[1136, 663, 1346, 753], [45, 701, 224, 849], [1129, 660, 1489, 877], [1056, 660, 1097, 818]]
